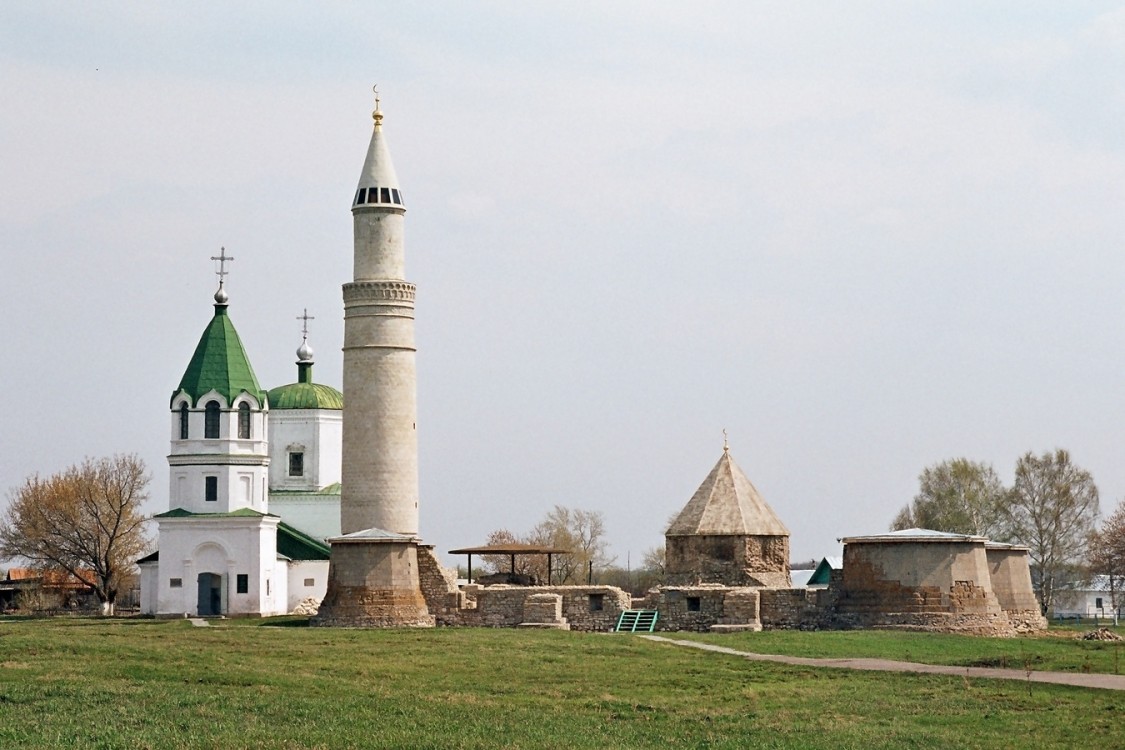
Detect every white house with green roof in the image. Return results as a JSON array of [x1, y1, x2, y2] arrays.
[[139, 281, 337, 617]]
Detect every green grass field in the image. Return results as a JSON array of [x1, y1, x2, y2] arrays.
[[0, 618, 1122, 749], [671, 624, 1125, 674]]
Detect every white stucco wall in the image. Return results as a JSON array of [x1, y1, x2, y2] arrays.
[[268, 409, 342, 493], [286, 560, 329, 612], [153, 515, 287, 617], [269, 494, 341, 541]]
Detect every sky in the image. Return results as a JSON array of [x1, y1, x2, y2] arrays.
[[3, 2, 1125, 570]]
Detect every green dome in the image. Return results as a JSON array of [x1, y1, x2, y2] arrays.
[[267, 382, 343, 410], [171, 304, 265, 407], [267, 362, 342, 410]]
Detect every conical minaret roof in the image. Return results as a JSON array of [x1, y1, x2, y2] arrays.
[[667, 447, 790, 536], [351, 92, 405, 210]]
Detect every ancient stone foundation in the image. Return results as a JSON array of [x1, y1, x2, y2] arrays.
[[313, 539, 434, 627]]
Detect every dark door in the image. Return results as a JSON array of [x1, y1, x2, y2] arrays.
[[197, 573, 222, 616]]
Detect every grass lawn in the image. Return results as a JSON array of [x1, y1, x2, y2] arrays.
[[669, 624, 1125, 675], [0, 617, 1120, 749]]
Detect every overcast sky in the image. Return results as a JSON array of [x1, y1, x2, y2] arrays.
[[3, 3, 1125, 569]]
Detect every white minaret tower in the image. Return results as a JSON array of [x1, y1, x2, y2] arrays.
[[314, 89, 433, 627], [340, 88, 418, 536]]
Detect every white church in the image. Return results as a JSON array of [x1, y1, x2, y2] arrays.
[[137, 276, 343, 617]]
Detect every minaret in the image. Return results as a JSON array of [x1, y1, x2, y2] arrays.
[[340, 88, 417, 536], [313, 90, 433, 627]]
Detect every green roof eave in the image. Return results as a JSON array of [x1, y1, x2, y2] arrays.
[[154, 507, 273, 519], [172, 305, 266, 407], [277, 521, 331, 560]]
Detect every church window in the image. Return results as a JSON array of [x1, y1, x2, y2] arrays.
[[380, 187, 391, 203], [303, 578, 315, 587], [289, 452, 304, 477], [179, 403, 189, 439], [205, 476, 218, 502], [236, 574, 248, 594], [169, 578, 182, 588], [204, 401, 220, 439], [238, 402, 251, 439]]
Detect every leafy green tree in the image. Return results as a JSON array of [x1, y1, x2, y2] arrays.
[[1087, 498, 1125, 621], [1005, 449, 1099, 614], [1, 455, 150, 615], [891, 458, 1007, 537]]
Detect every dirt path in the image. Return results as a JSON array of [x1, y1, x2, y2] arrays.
[[639, 635, 1125, 691]]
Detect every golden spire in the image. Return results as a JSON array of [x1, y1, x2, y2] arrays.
[[372, 84, 383, 126]]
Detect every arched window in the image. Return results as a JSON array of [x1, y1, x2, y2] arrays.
[[179, 403, 189, 440], [238, 402, 251, 439], [204, 401, 220, 439]]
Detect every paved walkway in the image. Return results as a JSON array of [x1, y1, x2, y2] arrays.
[[639, 635, 1125, 691]]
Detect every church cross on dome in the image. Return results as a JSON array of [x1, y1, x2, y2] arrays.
[[210, 247, 235, 288], [297, 308, 315, 341]]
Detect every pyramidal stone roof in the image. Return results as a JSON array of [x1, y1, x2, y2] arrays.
[[667, 448, 790, 537], [172, 302, 266, 407]]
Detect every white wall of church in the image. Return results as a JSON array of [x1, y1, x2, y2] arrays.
[[139, 562, 158, 615], [269, 495, 341, 541], [268, 410, 342, 492], [286, 560, 329, 611], [153, 517, 287, 617]]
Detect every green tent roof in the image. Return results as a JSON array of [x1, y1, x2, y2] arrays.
[[172, 304, 265, 407]]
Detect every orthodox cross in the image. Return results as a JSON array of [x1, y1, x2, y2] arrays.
[[297, 308, 315, 341], [210, 247, 234, 287]]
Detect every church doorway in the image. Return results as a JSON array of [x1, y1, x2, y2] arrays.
[[197, 572, 222, 616]]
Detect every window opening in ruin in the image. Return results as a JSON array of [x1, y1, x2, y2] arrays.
[[686, 596, 701, 612], [236, 574, 248, 594], [588, 593, 604, 612]]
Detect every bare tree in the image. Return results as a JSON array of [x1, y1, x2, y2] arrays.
[[1005, 449, 1099, 615], [892, 458, 1007, 537], [0, 455, 150, 615], [1087, 499, 1125, 623], [482, 506, 614, 584]]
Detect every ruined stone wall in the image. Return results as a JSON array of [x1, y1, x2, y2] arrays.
[[643, 586, 762, 632], [985, 547, 1046, 632], [450, 585, 631, 632], [416, 545, 464, 626], [665, 534, 790, 587], [832, 541, 1014, 635], [758, 588, 825, 629]]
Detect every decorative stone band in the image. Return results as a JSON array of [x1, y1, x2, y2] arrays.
[[343, 280, 416, 305], [167, 454, 271, 467]]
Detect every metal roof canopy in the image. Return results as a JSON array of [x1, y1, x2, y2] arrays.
[[448, 544, 571, 586]]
